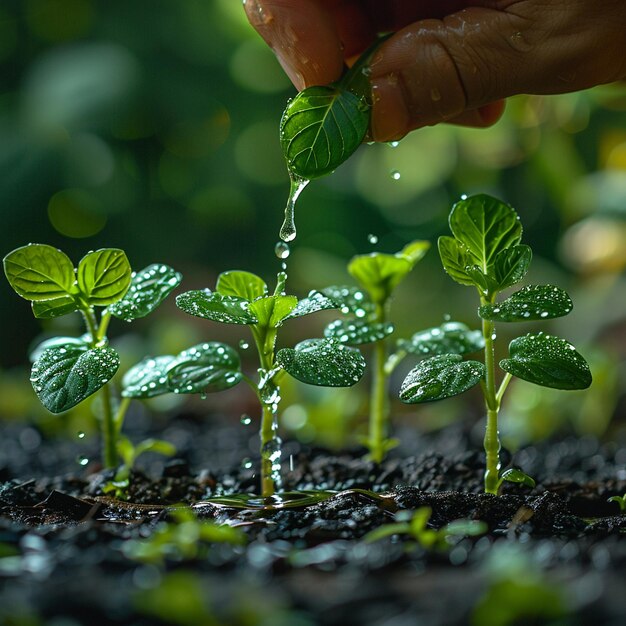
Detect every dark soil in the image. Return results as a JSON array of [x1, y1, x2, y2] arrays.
[[1, 413, 626, 626]]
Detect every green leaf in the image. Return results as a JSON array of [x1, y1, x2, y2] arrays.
[[399, 240, 430, 265], [479, 285, 573, 322], [77, 248, 132, 306], [248, 295, 298, 328], [321, 285, 373, 315], [176, 290, 257, 325], [284, 290, 339, 320], [215, 270, 267, 301], [108, 264, 182, 321], [280, 85, 369, 180], [448, 194, 522, 272], [30, 344, 120, 413], [437, 236, 474, 287], [325, 318, 394, 345], [32, 296, 78, 319], [399, 354, 485, 404], [133, 438, 177, 459], [491, 244, 532, 291], [277, 338, 366, 387], [29, 335, 90, 363], [363, 522, 412, 543], [167, 342, 242, 394], [122, 355, 177, 399], [348, 253, 412, 304], [398, 322, 484, 357], [3, 244, 76, 301], [443, 519, 488, 537], [500, 468, 536, 489], [500, 332, 592, 390]]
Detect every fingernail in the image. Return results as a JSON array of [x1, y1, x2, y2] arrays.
[[371, 75, 410, 142]]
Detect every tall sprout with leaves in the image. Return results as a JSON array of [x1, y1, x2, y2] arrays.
[[399, 195, 592, 494], [3, 244, 182, 471], [324, 241, 486, 462], [175, 270, 366, 498]]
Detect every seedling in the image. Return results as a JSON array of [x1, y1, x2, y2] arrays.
[[324, 241, 485, 463], [3, 245, 182, 472], [607, 494, 626, 512], [123, 507, 246, 565], [174, 270, 365, 498], [279, 36, 389, 241], [399, 195, 592, 494], [364, 507, 486, 550]]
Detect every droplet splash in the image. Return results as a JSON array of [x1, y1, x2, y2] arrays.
[[280, 173, 309, 242]]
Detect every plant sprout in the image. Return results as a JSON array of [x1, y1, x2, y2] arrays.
[[324, 241, 485, 463], [364, 507, 486, 549], [399, 195, 592, 494], [174, 270, 366, 498], [3, 244, 182, 471], [607, 494, 626, 512]]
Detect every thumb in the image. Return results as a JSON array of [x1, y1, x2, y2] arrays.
[[368, 4, 626, 141]]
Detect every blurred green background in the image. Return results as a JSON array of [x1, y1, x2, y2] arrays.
[[1, 0, 625, 451]]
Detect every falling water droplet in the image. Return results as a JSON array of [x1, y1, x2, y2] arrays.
[[367, 234, 378, 245], [239, 340, 249, 350], [77, 431, 85, 439], [460, 194, 468, 200], [200, 391, 207, 400], [77, 456, 89, 467], [242, 458, 253, 470], [240, 414, 252, 426], [280, 173, 309, 242], [275, 241, 290, 259], [390, 170, 401, 180], [388, 141, 400, 148], [443, 313, 451, 321]]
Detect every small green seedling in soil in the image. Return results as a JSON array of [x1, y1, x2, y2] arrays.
[[279, 35, 389, 242], [607, 494, 626, 512], [3, 245, 182, 473], [123, 506, 246, 566], [399, 194, 592, 494], [324, 241, 485, 463], [174, 270, 366, 498], [364, 507, 487, 550]]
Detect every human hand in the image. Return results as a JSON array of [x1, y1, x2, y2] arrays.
[[244, 0, 626, 141]]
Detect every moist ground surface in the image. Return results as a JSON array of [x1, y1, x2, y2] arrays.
[[1, 413, 625, 625]]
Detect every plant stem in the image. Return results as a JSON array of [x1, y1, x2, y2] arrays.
[[114, 397, 132, 436], [481, 314, 500, 495], [251, 325, 281, 498], [81, 307, 118, 468], [368, 303, 389, 464]]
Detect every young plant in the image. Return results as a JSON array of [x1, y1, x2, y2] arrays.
[[123, 506, 246, 566], [324, 241, 485, 463], [364, 507, 486, 549], [3, 245, 182, 471], [607, 494, 626, 512], [174, 270, 366, 498], [399, 194, 592, 494], [322, 241, 428, 461]]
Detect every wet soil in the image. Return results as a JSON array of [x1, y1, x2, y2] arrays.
[[1, 413, 625, 625]]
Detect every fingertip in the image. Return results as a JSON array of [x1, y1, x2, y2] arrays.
[[244, 0, 344, 89]]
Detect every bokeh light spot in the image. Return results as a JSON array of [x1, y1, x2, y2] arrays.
[[235, 121, 285, 185], [47, 188, 107, 238], [230, 39, 291, 94]]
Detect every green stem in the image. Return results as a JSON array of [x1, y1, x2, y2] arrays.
[[481, 313, 500, 495], [81, 307, 118, 469], [114, 397, 132, 436], [368, 302, 389, 464], [251, 325, 281, 498]]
